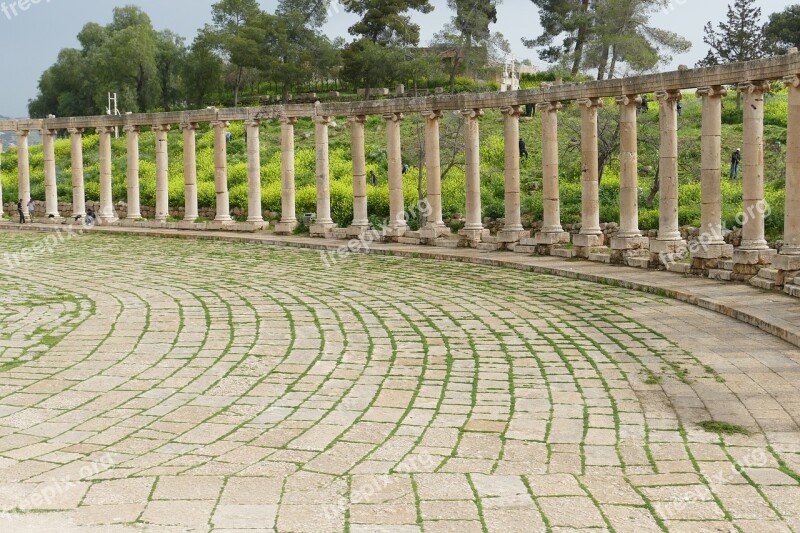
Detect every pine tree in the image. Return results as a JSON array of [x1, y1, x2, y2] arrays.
[[698, 0, 769, 66]]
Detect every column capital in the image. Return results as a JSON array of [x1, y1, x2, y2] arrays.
[[279, 116, 297, 126], [738, 80, 770, 94], [97, 125, 116, 135], [209, 120, 228, 129], [313, 115, 331, 126], [421, 109, 443, 121], [500, 105, 523, 118], [696, 85, 728, 98], [180, 122, 199, 131], [67, 127, 84, 135], [615, 94, 641, 106], [15, 129, 30, 137], [42, 128, 58, 136], [576, 97, 603, 109], [655, 89, 682, 102], [536, 101, 562, 113], [382, 112, 404, 122], [461, 108, 484, 119], [123, 124, 140, 134], [348, 114, 368, 125], [784, 75, 800, 88], [245, 118, 261, 128], [153, 124, 172, 133]]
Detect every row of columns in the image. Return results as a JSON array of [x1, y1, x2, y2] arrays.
[[4, 78, 799, 263]]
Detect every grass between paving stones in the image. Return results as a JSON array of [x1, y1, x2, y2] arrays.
[[698, 421, 752, 436]]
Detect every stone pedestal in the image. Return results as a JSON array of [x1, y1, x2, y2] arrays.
[[274, 221, 299, 235], [573, 233, 604, 258], [419, 225, 451, 241], [497, 229, 530, 244], [458, 228, 490, 246], [534, 232, 571, 246], [731, 248, 776, 280], [310, 222, 337, 238], [610, 236, 649, 251]]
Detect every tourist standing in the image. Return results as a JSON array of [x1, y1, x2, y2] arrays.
[[16, 199, 24, 224], [730, 148, 741, 179], [519, 138, 529, 160], [27, 199, 35, 223]]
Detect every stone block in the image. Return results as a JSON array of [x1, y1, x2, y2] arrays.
[[732, 248, 777, 266], [627, 257, 651, 269], [649, 239, 687, 254], [274, 221, 299, 235], [309, 222, 337, 238], [771, 253, 800, 271], [691, 243, 732, 259], [534, 232, 571, 245], [610, 235, 650, 251], [346, 225, 371, 238], [477, 243, 500, 252], [572, 234, 604, 248], [434, 238, 459, 249], [551, 248, 576, 258], [514, 245, 536, 254], [719, 259, 735, 270], [496, 229, 530, 243], [708, 269, 733, 281], [667, 263, 690, 274], [458, 228, 490, 242], [750, 277, 776, 290], [398, 237, 422, 245], [418, 226, 450, 240], [331, 228, 348, 240], [383, 225, 409, 238], [588, 253, 611, 264], [785, 284, 800, 297]]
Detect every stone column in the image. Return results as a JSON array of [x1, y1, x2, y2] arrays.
[[773, 75, 800, 278], [613, 95, 643, 244], [97, 126, 117, 223], [16, 129, 30, 221], [498, 105, 529, 244], [738, 81, 770, 251], [651, 90, 686, 254], [154, 124, 171, 222], [68, 128, 86, 218], [695, 86, 729, 258], [535, 101, 569, 246], [212, 120, 233, 223], [181, 122, 199, 222], [384, 112, 408, 237], [311, 115, 336, 237], [348, 115, 370, 236], [124, 124, 142, 220], [421, 110, 448, 239], [275, 117, 299, 234], [42, 127, 61, 221], [573, 98, 604, 252], [246, 119, 265, 225], [459, 108, 487, 243]]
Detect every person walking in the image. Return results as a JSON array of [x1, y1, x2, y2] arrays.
[[16, 199, 25, 224], [730, 148, 741, 179], [369, 171, 378, 187], [519, 138, 529, 160], [27, 199, 35, 223]]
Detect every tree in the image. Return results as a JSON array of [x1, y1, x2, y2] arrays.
[[180, 34, 224, 108], [156, 31, 188, 110], [432, 0, 502, 93], [206, 0, 261, 106], [765, 5, 800, 51], [342, 0, 434, 98], [698, 0, 769, 66], [524, 0, 593, 75]]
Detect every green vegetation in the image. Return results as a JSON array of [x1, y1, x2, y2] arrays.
[[699, 420, 752, 436]]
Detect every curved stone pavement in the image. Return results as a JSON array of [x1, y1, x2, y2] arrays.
[[0, 231, 798, 532]]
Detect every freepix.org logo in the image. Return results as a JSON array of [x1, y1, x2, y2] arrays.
[[1, 0, 53, 21]]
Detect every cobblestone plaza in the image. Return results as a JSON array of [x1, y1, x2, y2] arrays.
[[1, 231, 799, 532]]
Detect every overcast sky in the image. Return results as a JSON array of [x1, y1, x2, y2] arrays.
[[0, 0, 795, 118]]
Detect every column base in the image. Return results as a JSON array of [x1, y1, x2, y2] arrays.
[[572, 233, 604, 248], [43, 216, 64, 225], [732, 248, 777, 266], [274, 221, 299, 235], [383, 225, 409, 239], [419, 225, 451, 240], [346, 225, 371, 238], [692, 243, 733, 259], [497, 229, 531, 244], [649, 239, 687, 254], [458, 228, 490, 244], [310, 222, 337, 238], [98, 216, 119, 225], [533, 232, 571, 246], [610, 235, 649, 251]]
